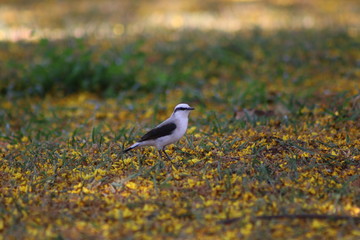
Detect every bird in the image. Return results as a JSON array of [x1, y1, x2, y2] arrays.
[[123, 103, 195, 160]]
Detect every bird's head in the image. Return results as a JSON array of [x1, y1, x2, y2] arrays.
[[172, 103, 195, 118]]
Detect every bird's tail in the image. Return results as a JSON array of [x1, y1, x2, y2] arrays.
[[123, 142, 140, 153]]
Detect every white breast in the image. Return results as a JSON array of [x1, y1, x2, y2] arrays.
[[154, 117, 188, 149]]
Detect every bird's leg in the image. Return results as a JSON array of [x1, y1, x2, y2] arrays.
[[154, 150, 165, 171], [158, 150, 163, 159], [162, 148, 171, 160]]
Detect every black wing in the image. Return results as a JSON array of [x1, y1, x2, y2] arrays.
[[139, 123, 176, 142]]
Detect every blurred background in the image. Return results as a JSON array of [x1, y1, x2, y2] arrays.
[[0, 0, 359, 102], [1, 0, 359, 41]]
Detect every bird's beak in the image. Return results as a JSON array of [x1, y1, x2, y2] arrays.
[[189, 107, 195, 110]]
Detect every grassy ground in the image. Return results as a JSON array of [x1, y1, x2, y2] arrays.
[[1, 1, 360, 239], [1, 28, 360, 239]]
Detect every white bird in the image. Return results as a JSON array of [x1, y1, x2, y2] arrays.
[[123, 103, 195, 159]]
